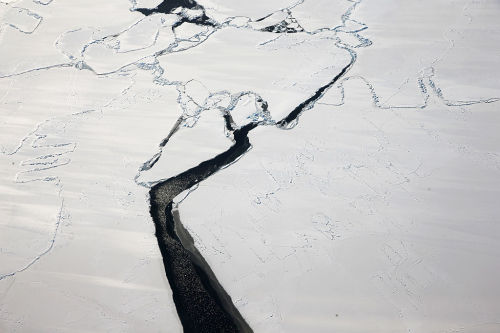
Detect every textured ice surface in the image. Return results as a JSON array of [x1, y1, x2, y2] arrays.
[[1, 0, 500, 332]]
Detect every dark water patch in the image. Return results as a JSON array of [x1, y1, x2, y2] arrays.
[[172, 13, 216, 29], [135, 0, 200, 16], [256, 97, 268, 112], [261, 12, 304, 34], [223, 113, 236, 132], [150, 124, 256, 333], [135, 0, 216, 27], [261, 20, 303, 33], [148, 51, 354, 331], [277, 61, 353, 127]]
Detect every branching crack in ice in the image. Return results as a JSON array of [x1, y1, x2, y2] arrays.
[[128, 0, 499, 331], [131, 2, 366, 331], [315, 1, 499, 110], [0, 127, 76, 278], [0, 76, 136, 280], [2, 0, 499, 330], [319, 67, 500, 110]]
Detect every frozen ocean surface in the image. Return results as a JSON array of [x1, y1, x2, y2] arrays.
[[1, 0, 500, 332]]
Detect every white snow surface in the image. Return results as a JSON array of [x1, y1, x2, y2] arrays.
[[1, 0, 500, 332]]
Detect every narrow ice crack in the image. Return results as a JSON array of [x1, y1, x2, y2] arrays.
[[0, 5, 43, 34], [0, 197, 65, 281]]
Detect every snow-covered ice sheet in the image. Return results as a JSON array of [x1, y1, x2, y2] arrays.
[[180, 98, 500, 332], [1, 0, 500, 332]]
